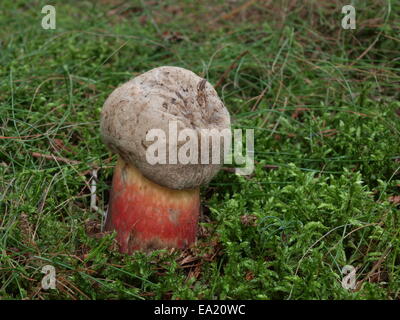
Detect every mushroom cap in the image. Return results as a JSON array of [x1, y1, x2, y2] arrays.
[[100, 66, 231, 190]]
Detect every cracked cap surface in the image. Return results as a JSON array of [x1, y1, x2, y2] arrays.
[[100, 66, 231, 190]]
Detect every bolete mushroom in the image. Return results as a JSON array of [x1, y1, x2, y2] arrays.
[[100, 66, 231, 253]]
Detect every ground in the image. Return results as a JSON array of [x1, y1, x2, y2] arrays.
[[0, 0, 399, 299]]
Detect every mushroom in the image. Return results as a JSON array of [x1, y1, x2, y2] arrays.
[[100, 66, 231, 253]]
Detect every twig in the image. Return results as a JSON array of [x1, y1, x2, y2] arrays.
[[31, 152, 113, 173], [250, 86, 269, 112], [0, 134, 43, 140], [31, 152, 81, 165], [350, 32, 382, 67], [264, 164, 279, 170], [343, 110, 369, 117], [319, 129, 337, 137], [211, 0, 258, 24], [214, 50, 249, 89], [32, 172, 60, 242], [260, 80, 284, 127], [355, 246, 392, 291]]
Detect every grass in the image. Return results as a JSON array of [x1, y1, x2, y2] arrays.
[[0, 0, 399, 299]]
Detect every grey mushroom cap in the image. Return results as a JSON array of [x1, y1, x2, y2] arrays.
[[100, 66, 231, 190]]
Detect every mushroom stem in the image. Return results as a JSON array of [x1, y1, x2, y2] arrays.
[[105, 157, 200, 253]]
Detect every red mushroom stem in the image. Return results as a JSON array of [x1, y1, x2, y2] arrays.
[[105, 157, 200, 253]]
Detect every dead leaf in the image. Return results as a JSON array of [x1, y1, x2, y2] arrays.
[[240, 214, 258, 227], [245, 271, 254, 281], [161, 31, 185, 43], [19, 213, 35, 246], [388, 195, 400, 205], [264, 164, 279, 170], [291, 107, 310, 119], [187, 265, 202, 280], [52, 138, 75, 154]]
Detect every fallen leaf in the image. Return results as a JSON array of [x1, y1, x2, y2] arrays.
[[245, 271, 255, 281], [240, 214, 258, 227], [388, 195, 400, 204], [291, 107, 310, 119]]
